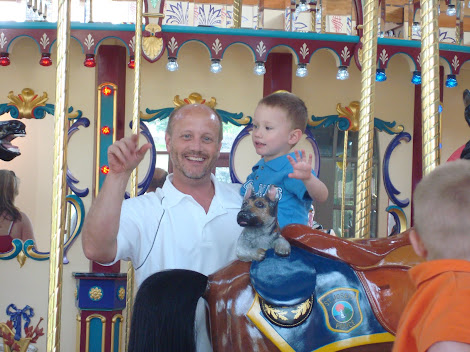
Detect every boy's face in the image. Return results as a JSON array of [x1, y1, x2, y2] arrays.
[[252, 104, 299, 162]]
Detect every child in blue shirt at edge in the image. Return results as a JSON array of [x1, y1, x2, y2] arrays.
[[240, 92, 328, 228]]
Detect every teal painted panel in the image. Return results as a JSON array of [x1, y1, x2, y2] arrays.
[[89, 318, 103, 352], [98, 86, 116, 191], [113, 318, 121, 352]]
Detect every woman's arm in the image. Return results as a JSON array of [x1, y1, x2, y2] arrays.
[[19, 211, 35, 241]]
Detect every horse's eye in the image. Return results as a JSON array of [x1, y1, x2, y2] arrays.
[[255, 201, 265, 208]]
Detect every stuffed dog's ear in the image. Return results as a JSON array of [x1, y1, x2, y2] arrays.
[[244, 183, 254, 199], [265, 185, 280, 202]]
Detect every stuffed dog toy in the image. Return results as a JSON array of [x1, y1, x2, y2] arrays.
[[236, 184, 291, 262]]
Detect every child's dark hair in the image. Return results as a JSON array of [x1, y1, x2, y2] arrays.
[[258, 92, 308, 131], [128, 269, 208, 352]]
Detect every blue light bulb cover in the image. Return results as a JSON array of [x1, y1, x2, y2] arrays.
[[411, 71, 421, 85], [376, 68, 387, 82], [445, 74, 458, 88]]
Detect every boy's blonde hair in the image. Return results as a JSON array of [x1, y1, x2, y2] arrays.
[[258, 92, 308, 131], [413, 160, 470, 260]]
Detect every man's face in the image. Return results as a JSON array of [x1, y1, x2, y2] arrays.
[[166, 106, 222, 181]]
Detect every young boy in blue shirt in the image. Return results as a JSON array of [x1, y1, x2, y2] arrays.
[[240, 92, 328, 228]]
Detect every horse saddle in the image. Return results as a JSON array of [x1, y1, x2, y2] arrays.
[[247, 225, 422, 352]]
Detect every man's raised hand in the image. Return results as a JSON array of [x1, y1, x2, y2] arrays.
[[107, 134, 152, 175]]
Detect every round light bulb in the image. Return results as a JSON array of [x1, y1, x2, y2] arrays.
[[253, 62, 266, 75], [210, 59, 222, 74], [336, 66, 349, 80], [296, 64, 308, 77], [446, 4, 456, 16], [166, 58, 179, 72]]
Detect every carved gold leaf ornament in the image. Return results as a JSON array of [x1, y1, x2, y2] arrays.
[[142, 24, 163, 61], [89, 286, 103, 301], [173, 93, 217, 109], [16, 251, 26, 267], [7, 88, 48, 119], [336, 101, 360, 132], [118, 287, 125, 300]]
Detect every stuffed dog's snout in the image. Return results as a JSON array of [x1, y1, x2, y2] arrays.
[[237, 208, 264, 227]]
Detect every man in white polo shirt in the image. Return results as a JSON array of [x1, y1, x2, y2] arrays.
[[81, 103, 243, 351]]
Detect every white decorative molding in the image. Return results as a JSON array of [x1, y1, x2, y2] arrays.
[[168, 37, 178, 54], [300, 43, 309, 59], [341, 46, 350, 63], [212, 38, 222, 55], [129, 36, 136, 52], [84, 34, 95, 50], [379, 49, 388, 65], [40, 33, 49, 50], [256, 40, 266, 58], [0, 33, 7, 49], [452, 55, 460, 71]]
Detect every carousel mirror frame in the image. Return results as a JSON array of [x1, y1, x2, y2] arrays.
[[0, 88, 89, 265]]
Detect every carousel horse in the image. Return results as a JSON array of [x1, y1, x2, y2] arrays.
[[0, 120, 25, 161], [137, 226, 421, 352]]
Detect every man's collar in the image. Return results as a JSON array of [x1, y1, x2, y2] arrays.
[[160, 174, 187, 208], [162, 174, 240, 209]]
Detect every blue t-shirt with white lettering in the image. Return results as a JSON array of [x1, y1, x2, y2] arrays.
[[240, 152, 316, 228]]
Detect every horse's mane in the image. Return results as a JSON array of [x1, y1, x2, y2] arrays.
[[128, 269, 208, 352]]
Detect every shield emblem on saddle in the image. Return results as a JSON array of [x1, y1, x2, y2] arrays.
[[247, 246, 395, 352], [318, 288, 362, 333]]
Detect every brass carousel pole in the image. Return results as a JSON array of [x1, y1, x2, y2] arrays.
[[420, 0, 440, 175], [233, 0, 242, 28], [125, 0, 144, 350], [340, 130, 348, 237], [46, 0, 71, 350], [354, 0, 379, 239]]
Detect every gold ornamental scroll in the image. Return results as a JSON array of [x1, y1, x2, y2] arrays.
[[354, 0, 379, 239], [420, 0, 440, 175], [125, 0, 144, 350], [47, 0, 71, 351]]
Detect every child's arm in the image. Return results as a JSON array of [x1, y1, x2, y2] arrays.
[[427, 341, 470, 352], [287, 149, 328, 202]]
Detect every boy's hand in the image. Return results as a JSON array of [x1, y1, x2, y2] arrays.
[[287, 149, 313, 181]]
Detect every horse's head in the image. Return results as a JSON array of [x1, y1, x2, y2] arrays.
[[0, 120, 26, 161]]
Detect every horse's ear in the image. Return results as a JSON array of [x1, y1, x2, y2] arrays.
[[265, 185, 280, 202], [463, 89, 470, 108]]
